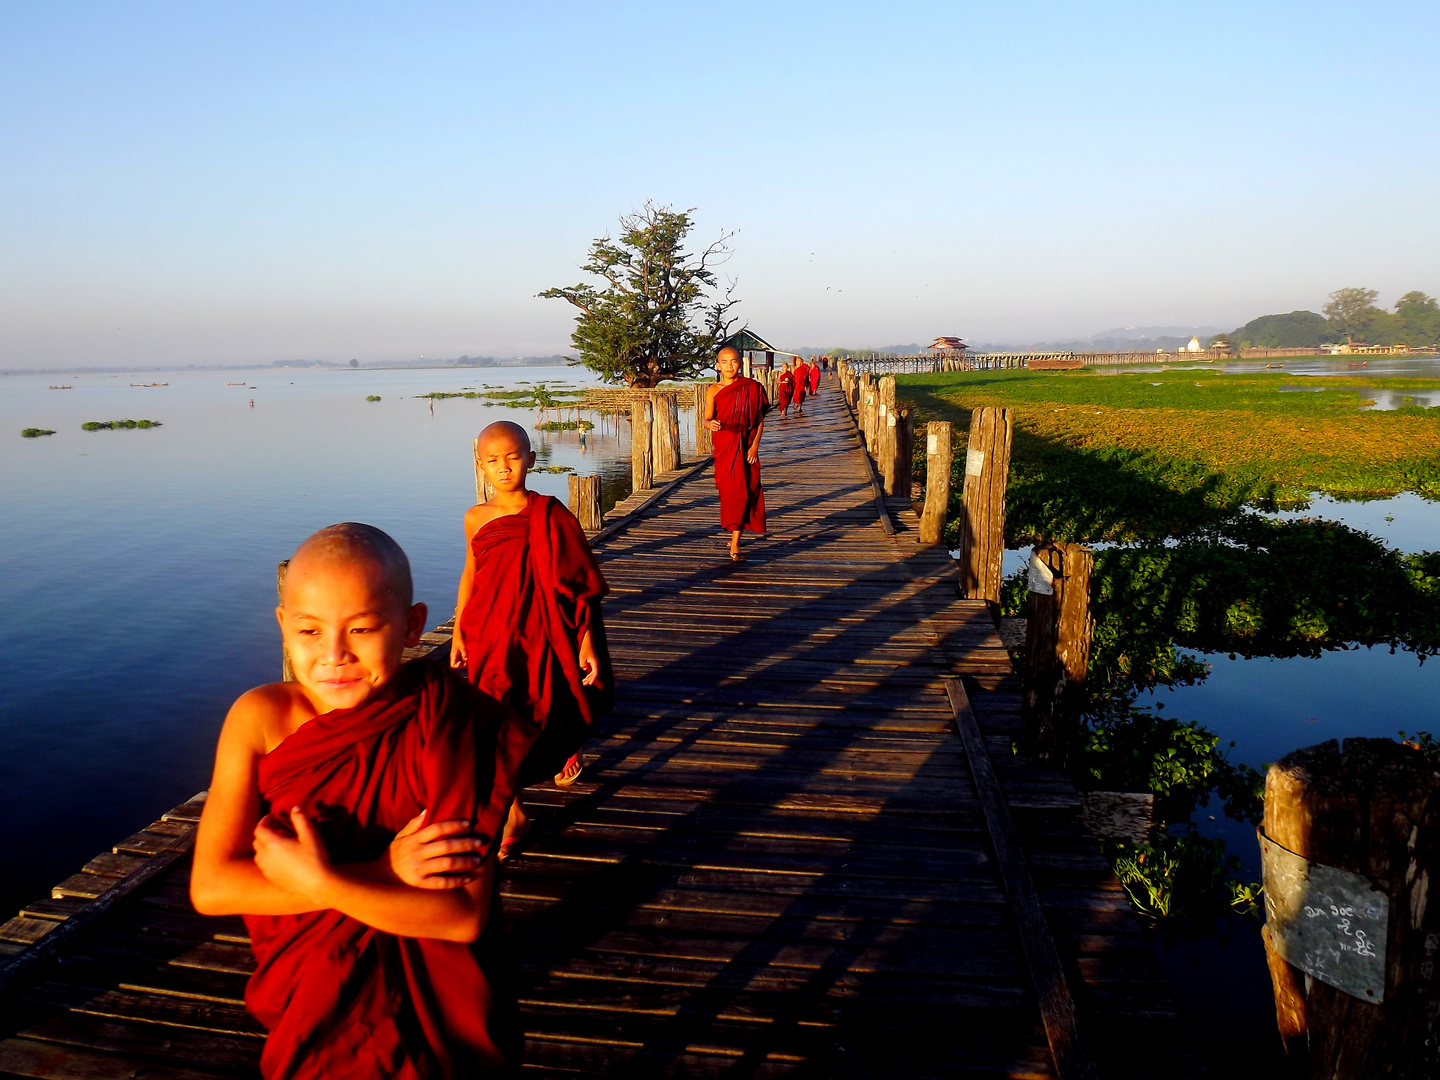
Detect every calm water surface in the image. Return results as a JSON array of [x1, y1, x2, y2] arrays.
[[0, 366, 672, 913]]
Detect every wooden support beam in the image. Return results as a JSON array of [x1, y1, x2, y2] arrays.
[[959, 406, 1013, 602], [473, 435, 495, 504], [630, 396, 653, 492], [651, 392, 680, 475], [568, 473, 602, 531], [895, 405, 914, 500], [695, 382, 712, 456], [879, 376, 898, 495], [943, 677, 1098, 1080], [920, 421, 952, 545]]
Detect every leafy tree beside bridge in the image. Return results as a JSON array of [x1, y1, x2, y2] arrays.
[[540, 203, 740, 387]]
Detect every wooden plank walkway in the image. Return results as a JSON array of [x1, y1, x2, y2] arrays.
[[0, 382, 1198, 1078]]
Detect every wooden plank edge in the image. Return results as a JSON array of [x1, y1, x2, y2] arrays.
[[0, 794, 205, 999], [942, 676, 1098, 1080], [588, 457, 713, 549]]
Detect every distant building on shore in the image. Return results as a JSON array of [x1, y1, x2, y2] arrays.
[[927, 336, 969, 353]]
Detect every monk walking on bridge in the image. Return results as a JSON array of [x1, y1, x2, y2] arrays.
[[705, 346, 767, 561]]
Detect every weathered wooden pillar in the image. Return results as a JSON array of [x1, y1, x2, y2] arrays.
[[630, 396, 653, 492], [742, 353, 752, 379], [1020, 542, 1092, 762], [878, 376, 898, 493], [473, 435, 495, 504], [893, 406, 914, 499], [568, 473, 602, 531], [1260, 739, 1440, 1078], [920, 421, 952, 544], [695, 382, 712, 456], [277, 560, 294, 682], [959, 406, 1014, 602], [651, 392, 679, 475]]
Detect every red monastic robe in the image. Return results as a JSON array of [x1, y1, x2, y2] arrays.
[[712, 377, 767, 534], [244, 662, 524, 1080], [458, 492, 612, 782], [808, 363, 820, 395], [777, 370, 795, 411], [791, 362, 808, 405]]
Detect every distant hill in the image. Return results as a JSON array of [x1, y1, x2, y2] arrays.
[[1222, 311, 1336, 349]]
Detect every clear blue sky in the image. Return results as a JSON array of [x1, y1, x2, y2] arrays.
[[3, 2, 1436, 368]]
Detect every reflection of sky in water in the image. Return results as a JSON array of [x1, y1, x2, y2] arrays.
[[0, 366, 696, 913]]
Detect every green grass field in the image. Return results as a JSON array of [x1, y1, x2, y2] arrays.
[[899, 367, 1440, 542]]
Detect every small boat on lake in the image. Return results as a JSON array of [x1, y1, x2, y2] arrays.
[[130, 382, 169, 387], [48, 384, 73, 390], [226, 381, 247, 386]]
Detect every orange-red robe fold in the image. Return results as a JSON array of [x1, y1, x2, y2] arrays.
[[791, 362, 808, 405], [244, 662, 524, 1080], [712, 378, 767, 534], [458, 492, 612, 781]]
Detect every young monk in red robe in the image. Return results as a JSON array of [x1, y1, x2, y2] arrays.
[[808, 357, 821, 396], [705, 346, 767, 562], [451, 421, 612, 860], [192, 523, 523, 1078], [791, 357, 809, 414], [776, 363, 795, 419]]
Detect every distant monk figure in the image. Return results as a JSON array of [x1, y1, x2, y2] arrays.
[[705, 346, 767, 561], [776, 362, 795, 419], [807, 358, 821, 397], [791, 358, 809, 415]]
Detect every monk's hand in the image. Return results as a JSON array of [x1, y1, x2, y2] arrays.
[[746, 445, 759, 465], [579, 644, 602, 687], [387, 810, 485, 889], [253, 807, 332, 901], [449, 637, 467, 670], [705, 418, 722, 432]]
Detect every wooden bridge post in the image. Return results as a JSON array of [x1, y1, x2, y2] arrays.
[[277, 561, 294, 681], [1260, 738, 1440, 1078], [894, 406, 914, 499], [695, 383, 712, 456], [920, 421, 952, 544], [959, 406, 1014, 602], [1021, 542, 1092, 762], [568, 474, 603, 531], [630, 396, 653, 492], [651, 392, 679, 475], [878, 376, 898, 494], [473, 435, 495, 504]]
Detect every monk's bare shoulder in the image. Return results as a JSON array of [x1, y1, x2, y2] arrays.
[[705, 382, 722, 404], [464, 501, 500, 539], [223, 682, 311, 755]]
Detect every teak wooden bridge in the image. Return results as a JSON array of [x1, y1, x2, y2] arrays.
[[0, 381, 1198, 1078]]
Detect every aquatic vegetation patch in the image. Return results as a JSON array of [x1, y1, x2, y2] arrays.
[[531, 465, 575, 474], [1108, 831, 1262, 923], [21, 428, 56, 438], [536, 419, 594, 432], [81, 419, 162, 431], [366, 395, 381, 402]]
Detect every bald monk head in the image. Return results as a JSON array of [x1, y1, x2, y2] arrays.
[[716, 346, 741, 380], [278, 523, 427, 711], [475, 421, 536, 504]]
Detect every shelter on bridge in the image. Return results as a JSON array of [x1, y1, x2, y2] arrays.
[[719, 327, 800, 370], [927, 335, 969, 353]]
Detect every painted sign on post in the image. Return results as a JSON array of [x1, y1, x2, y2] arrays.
[[1260, 828, 1389, 1002]]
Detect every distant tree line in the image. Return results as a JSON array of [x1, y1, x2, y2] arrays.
[[1213, 288, 1440, 349]]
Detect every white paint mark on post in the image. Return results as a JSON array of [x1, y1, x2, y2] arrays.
[[966, 448, 985, 477], [927, 432, 938, 455], [1027, 553, 1054, 595]]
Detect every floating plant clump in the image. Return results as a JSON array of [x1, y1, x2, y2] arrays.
[[81, 419, 162, 430], [21, 428, 56, 438]]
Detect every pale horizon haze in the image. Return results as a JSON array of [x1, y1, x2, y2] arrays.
[[3, 2, 1437, 370]]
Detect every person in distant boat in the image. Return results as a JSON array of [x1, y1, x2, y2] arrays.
[[776, 361, 796, 419], [704, 347, 767, 561]]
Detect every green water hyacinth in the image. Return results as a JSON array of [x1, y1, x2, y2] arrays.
[[21, 428, 56, 438], [81, 419, 162, 431]]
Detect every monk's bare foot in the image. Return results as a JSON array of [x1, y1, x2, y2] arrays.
[[500, 797, 530, 861]]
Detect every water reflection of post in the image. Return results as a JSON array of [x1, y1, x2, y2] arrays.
[[1020, 542, 1093, 763]]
